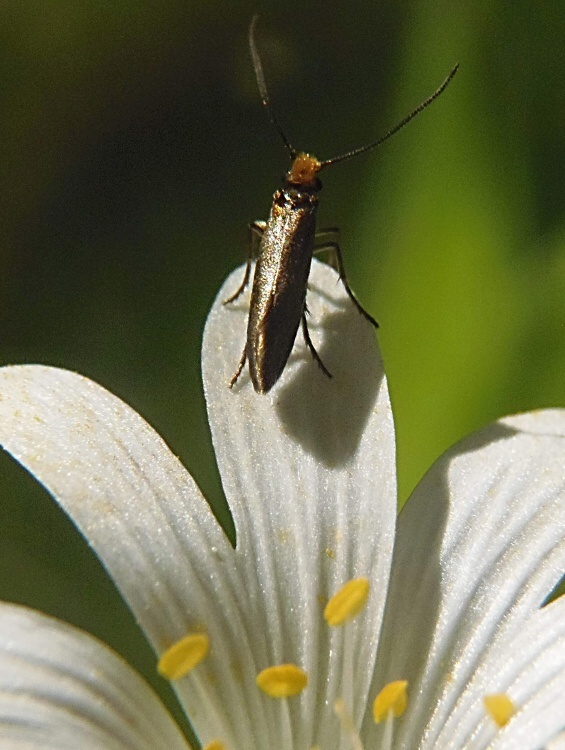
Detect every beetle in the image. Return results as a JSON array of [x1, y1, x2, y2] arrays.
[[226, 16, 458, 394]]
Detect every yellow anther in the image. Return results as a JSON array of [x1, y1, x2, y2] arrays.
[[483, 693, 515, 727], [202, 742, 226, 750], [256, 663, 308, 697], [373, 680, 408, 723], [157, 633, 210, 680], [324, 578, 370, 626]]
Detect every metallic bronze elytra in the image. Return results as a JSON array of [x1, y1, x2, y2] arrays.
[[226, 16, 458, 394]]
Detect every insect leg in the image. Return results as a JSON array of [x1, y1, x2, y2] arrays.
[[229, 346, 248, 389], [315, 232, 379, 329], [224, 221, 266, 304], [301, 313, 332, 379], [313, 227, 340, 271]]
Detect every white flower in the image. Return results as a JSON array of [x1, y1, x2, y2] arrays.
[[0, 260, 564, 749]]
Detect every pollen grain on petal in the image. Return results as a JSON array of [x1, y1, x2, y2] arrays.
[[373, 680, 408, 723], [483, 693, 516, 727], [157, 632, 210, 680], [324, 577, 370, 626], [203, 741, 226, 750], [256, 663, 308, 697]]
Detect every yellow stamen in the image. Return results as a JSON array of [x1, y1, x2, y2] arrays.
[[202, 742, 225, 750], [373, 680, 408, 723], [334, 698, 364, 750], [256, 663, 308, 697], [324, 578, 370, 626], [157, 633, 209, 680], [483, 693, 515, 727]]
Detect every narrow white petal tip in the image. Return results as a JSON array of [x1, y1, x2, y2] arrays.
[[204, 259, 384, 404]]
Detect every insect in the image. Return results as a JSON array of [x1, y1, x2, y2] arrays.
[[226, 16, 458, 394]]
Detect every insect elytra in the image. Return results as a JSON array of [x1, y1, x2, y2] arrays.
[[226, 16, 458, 394]]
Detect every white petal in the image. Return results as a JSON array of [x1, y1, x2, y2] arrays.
[[363, 409, 565, 748], [0, 260, 397, 750], [485, 595, 565, 750], [426, 594, 565, 749], [203, 260, 397, 748], [547, 728, 565, 750], [0, 602, 188, 749], [0, 365, 254, 747], [415, 581, 565, 749]]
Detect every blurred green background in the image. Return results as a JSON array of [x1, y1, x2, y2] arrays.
[[0, 0, 563, 740]]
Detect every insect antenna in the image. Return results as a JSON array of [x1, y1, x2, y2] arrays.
[[320, 63, 459, 169], [249, 15, 297, 159]]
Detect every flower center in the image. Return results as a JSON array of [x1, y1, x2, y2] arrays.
[[157, 576, 410, 747], [158, 607, 527, 750]]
